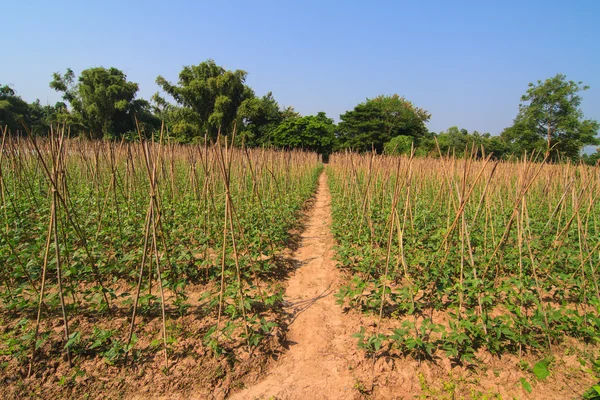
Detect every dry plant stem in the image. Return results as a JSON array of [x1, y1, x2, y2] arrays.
[[27, 204, 55, 378], [0, 127, 9, 234], [150, 204, 169, 369], [23, 126, 111, 310], [136, 126, 170, 369], [215, 136, 230, 345], [371, 153, 407, 390], [52, 190, 71, 367], [522, 197, 552, 352], [124, 201, 153, 364]]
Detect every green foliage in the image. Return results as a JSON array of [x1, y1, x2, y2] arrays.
[[155, 59, 253, 139], [0, 84, 30, 132], [501, 73, 599, 161], [236, 92, 296, 147], [0, 137, 322, 375], [383, 135, 413, 155], [532, 356, 553, 380], [271, 112, 336, 154], [582, 147, 600, 166], [583, 385, 600, 400], [328, 152, 600, 371], [27, 100, 71, 135], [50, 67, 156, 138], [520, 377, 532, 393], [338, 94, 430, 152]]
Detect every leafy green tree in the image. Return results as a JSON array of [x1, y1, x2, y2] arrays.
[[155, 60, 253, 139], [0, 84, 30, 132], [434, 127, 510, 159], [482, 134, 511, 159], [28, 100, 71, 135], [237, 92, 289, 146], [383, 135, 414, 155], [271, 112, 336, 154], [338, 94, 430, 152], [50, 67, 151, 139], [581, 147, 600, 166], [501, 74, 599, 161], [151, 97, 203, 143], [436, 127, 470, 155]]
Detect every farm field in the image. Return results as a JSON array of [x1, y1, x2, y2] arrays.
[[0, 133, 599, 399], [2, 1, 600, 398], [0, 131, 322, 398], [328, 151, 600, 398]]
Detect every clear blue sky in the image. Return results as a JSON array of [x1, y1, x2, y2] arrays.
[[2, 0, 599, 136]]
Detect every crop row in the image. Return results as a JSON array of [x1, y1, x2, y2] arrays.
[[0, 130, 322, 376], [328, 152, 600, 363]]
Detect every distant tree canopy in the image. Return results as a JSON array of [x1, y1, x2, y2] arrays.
[[337, 95, 430, 152], [237, 93, 300, 147], [50, 67, 157, 139], [153, 60, 299, 144], [581, 147, 600, 166], [27, 99, 70, 135], [2, 67, 599, 164], [383, 127, 511, 159], [501, 73, 599, 161], [0, 84, 30, 132], [155, 60, 253, 140], [271, 112, 336, 154], [0, 84, 71, 135]]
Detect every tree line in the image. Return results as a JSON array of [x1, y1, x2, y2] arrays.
[[1, 60, 598, 163]]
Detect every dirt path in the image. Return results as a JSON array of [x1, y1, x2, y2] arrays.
[[230, 172, 359, 400]]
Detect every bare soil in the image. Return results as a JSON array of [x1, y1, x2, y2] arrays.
[[230, 170, 363, 400]]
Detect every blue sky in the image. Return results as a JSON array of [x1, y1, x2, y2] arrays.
[[2, 0, 599, 136]]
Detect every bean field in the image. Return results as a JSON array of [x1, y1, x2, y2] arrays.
[[0, 131, 321, 396], [1, 133, 600, 398], [328, 151, 600, 395]]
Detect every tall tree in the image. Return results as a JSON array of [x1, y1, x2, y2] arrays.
[[271, 112, 336, 154], [338, 94, 430, 152], [501, 74, 599, 161], [50, 67, 151, 139], [155, 60, 253, 139], [0, 84, 30, 132], [28, 100, 71, 135], [237, 92, 301, 146]]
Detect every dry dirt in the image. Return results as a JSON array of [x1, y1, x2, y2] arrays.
[[230, 171, 362, 400]]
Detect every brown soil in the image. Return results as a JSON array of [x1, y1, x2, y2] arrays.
[[230, 171, 363, 400]]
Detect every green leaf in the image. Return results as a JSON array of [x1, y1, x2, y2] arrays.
[[520, 378, 532, 393], [65, 331, 81, 350], [532, 357, 552, 380]]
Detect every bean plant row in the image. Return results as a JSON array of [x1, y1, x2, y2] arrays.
[[0, 127, 322, 377], [328, 151, 600, 363]]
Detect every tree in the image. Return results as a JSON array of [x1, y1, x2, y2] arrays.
[[581, 147, 600, 166], [0, 84, 30, 132], [501, 74, 599, 161], [28, 100, 71, 135], [435, 127, 509, 159], [150, 98, 204, 143], [271, 112, 336, 154], [383, 135, 414, 155], [338, 94, 430, 152], [155, 60, 253, 139], [237, 92, 289, 146], [50, 67, 150, 139]]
